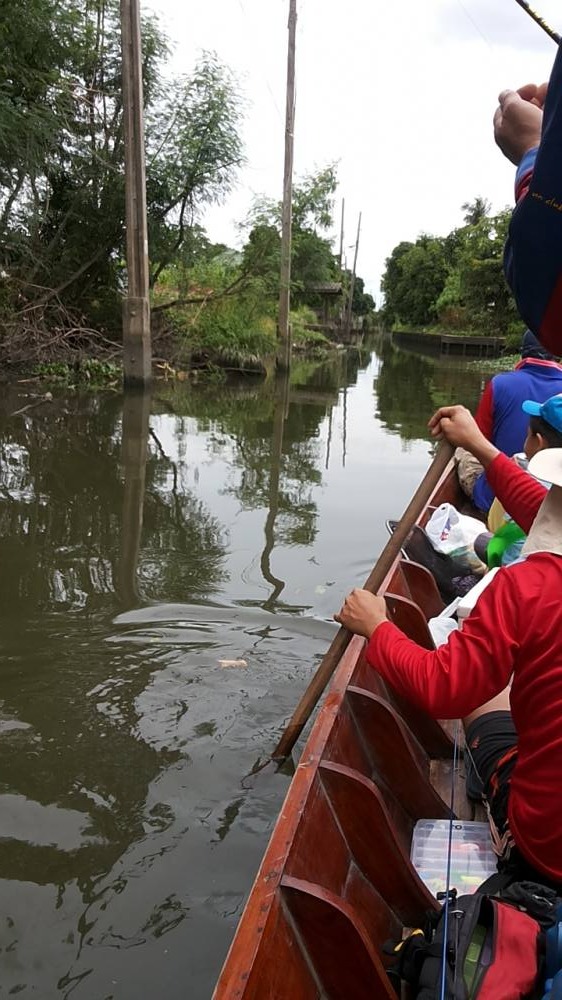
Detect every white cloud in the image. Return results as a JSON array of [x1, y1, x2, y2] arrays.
[[144, 0, 562, 299]]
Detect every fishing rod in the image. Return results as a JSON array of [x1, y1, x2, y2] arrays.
[[513, 0, 561, 45]]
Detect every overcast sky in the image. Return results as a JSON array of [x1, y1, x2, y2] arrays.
[[144, 0, 561, 300]]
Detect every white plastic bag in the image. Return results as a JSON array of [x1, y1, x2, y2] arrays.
[[426, 503, 486, 572], [428, 615, 459, 647]]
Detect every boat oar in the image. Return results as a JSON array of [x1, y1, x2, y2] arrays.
[[513, 0, 560, 44], [271, 439, 454, 762]]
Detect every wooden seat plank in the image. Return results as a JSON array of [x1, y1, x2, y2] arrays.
[[320, 761, 439, 925], [281, 876, 397, 1000], [346, 687, 450, 821], [352, 644, 454, 758], [399, 558, 445, 619], [385, 592, 435, 650]]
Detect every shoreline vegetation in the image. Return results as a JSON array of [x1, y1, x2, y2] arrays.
[[3, 4, 523, 383], [1, 2, 374, 376], [381, 198, 525, 354]]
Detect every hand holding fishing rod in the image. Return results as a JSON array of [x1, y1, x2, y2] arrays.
[[494, 84, 546, 165], [493, 0, 558, 164]]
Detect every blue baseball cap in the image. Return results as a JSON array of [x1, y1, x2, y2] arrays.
[[522, 393, 562, 434]]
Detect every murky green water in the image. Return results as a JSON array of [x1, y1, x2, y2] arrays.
[[0, 339, 485, 998]]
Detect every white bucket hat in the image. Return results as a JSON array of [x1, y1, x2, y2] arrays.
[[528, 448, 562, 488]]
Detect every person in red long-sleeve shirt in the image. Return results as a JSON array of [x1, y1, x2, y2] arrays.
[[335, 406, 562, 886]]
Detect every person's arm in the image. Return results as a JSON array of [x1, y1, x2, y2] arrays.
[[502, 49, 562, 355], [366, 570, 518, 718], [428, 405, 547, 531], [514, 147, 538, 204], [474, 379, 494, 440], [486, 451, 547, 533]]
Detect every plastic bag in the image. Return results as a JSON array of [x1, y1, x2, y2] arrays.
[[426, 503, 486, 573], [427, 615, 458, 647]]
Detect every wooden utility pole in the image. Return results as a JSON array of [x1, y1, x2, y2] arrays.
[[277, 0, 297, 373], [121, 0, 151, 385], [344, 212, 361, 339], [338, 198, 345, 269]]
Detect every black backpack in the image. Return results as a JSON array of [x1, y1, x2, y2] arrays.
[[386, 882, 559, 999]]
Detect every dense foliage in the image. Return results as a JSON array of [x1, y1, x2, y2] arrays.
[[242, 165, 340, 306], [381, 200, 519, 337], [1, 3, 374, 365], [0, 0, 244, 356]]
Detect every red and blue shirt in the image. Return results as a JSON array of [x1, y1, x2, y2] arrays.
[[367, 453, 562, 882], [473, 357, 562, 511]]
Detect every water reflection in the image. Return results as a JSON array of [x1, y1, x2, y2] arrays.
[[374, 337, 485, 442], [119, 389, 151, 608], [0, 346, 490, 998], [260, 372, 291, 609]]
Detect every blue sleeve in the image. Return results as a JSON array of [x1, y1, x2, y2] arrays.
[[504, 43, 562, 355]]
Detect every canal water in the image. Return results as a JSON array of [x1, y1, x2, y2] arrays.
[[0, 340, 485, 998]]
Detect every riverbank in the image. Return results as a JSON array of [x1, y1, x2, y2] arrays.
[[391, 328, 507, 358], [1, 306, 348, 386]]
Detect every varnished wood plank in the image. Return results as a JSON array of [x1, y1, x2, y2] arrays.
[[281, 876, 397, 1000], [320, 761, 439, 924], [399, 558, 445, 619], [347, 687, 451, 821]]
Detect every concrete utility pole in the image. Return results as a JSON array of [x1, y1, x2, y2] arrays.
[[277, 0, 297, 373], [121, 0, 151, 385]]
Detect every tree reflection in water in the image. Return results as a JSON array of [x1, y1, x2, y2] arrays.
[[373, 337, 485, 443], [0, 351, 377, 997]]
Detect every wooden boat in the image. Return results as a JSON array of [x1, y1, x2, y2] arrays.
[[213, 458, 484, 999]]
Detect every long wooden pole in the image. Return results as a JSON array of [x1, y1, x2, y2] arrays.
[[121, 0, 151, 385], [344, 212, 361, 339], [338, 198, 345, 269], [277, 0, 297, 373], [272, 440, 454, 760]]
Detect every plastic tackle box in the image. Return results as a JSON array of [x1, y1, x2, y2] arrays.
[[411, 819, 498, 897]]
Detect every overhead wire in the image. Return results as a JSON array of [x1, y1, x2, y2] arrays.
[[235, 0, 284, 124], [454, 0, 494, 51]]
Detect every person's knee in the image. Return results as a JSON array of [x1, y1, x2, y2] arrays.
[[456, 447, 484, 498]]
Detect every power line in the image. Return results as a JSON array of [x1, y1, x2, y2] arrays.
[[235, 0, 284, 123], [454, 0, 494, 50]]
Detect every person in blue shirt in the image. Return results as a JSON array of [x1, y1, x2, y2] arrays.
[[470, 330, 562, 512]]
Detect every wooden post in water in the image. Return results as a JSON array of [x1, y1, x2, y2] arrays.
[[344, 211, 361, 341], [119, 388, 151, 607], [277, 0, 297, 373], [121, 0, 151, 386]]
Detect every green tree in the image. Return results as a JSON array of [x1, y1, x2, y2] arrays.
[[0, 1, 244, 350], [461, 197, 491, 226], [381, 236, 449, 327], [242, 165, 339, 307], [349, 275, 375, 316], [146, 53, 245, 285], [436, 210, 517, 334], [382, 202, 518, 334]]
